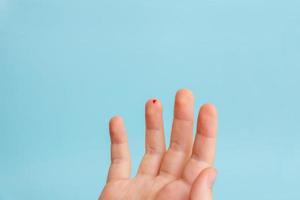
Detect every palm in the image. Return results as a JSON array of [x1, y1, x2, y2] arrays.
[[99, 89, 218, 200]]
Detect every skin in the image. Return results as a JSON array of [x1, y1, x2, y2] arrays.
[[99, 89, 218, 200]]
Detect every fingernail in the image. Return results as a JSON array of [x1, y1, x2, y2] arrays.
[[206, 170, 217, 189]]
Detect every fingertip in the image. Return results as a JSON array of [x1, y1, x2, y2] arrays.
[[195, 167, 217, 183], [145, 98, 162, 110], [109, 115, 127, 144], [191, 167, 217, 199], [174, 89, 194, 121], [175, 88, 194, 103], [109, 115, 124, 129], [199, 103, 218, 117], [145, 98, 163, 118], [194, 167, 217, 190], [197, 103, 218, 138], [203, 168, 217, 189]]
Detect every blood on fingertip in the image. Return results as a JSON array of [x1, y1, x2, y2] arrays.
[[152, 99, 157, 104]]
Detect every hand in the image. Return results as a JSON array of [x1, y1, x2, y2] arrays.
[[99, 89, 218, 200]]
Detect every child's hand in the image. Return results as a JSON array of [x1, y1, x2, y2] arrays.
[[99, 89, 218, 200]]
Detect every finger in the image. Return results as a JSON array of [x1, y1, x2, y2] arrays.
[[159, 89, 194, 178], [194, 104, 218, 164], [107, 116, 131, 182], [137, 99, 166, 176], [190, 167, 217, 200], [182, 104, 217, 184]]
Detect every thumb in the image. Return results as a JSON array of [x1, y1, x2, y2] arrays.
[[190, 167, 217, 200]]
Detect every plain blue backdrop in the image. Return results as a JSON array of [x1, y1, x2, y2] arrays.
[[1, 0, 300, 199]]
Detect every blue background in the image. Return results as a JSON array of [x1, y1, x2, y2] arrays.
[[1, 0, 300, 199]]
